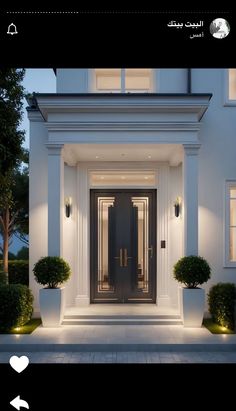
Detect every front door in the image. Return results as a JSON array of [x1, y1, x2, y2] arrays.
[[90, 190, 156, 303]]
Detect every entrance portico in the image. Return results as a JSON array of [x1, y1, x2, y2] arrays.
[[28, 93, 211, 314]]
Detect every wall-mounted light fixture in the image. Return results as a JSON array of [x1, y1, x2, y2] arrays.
[[65, 197, 72, 218], [174, 197, 181, 217]]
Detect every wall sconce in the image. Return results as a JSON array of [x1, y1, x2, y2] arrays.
[[174, 197, 181, 217], [65, 197, 72, 218]]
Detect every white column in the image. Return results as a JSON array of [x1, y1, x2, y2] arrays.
[[75, 164, 90, 306], [183, 144, 200, 256], [157, 163, 170, 307], [47, 144, 64, 256]]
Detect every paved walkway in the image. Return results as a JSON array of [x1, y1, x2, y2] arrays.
[[0, 324, 236, 347], [1, 351, 236, 363], [0, 323, 236, 364]]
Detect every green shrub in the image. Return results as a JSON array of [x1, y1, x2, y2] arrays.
[[208, 283, 236, 330], [33, 256, 71, 289], [0, 270, 7, 285], [0, 260, 29, 285], [17, 247, 29, 260], [173, 255, 211, 288], [0, 284, 33, 331]]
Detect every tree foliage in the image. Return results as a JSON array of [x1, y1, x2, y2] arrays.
[[0, 69, 26, 279], [0, 68, 25, 176]]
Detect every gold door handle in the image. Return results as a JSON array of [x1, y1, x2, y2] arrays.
[[148, 245, 153, 258], [114, 248, 123, 267], [124, 248, 132, 267]]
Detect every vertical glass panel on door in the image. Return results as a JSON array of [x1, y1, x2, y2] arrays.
[[97, 197, 115, 293], [132, 197, 149, 293]]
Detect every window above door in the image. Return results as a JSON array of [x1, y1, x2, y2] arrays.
[[93, 69, 153, 93], [224, 69, 236, 106]]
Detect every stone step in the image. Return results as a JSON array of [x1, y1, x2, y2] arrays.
[[62, 317, 182, 325], [64, 314, 181, 320]]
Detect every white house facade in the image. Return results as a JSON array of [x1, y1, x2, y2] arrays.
[[28, 68, 236, 316]]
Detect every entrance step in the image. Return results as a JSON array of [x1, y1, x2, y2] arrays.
[[62, 314, 182, 325]]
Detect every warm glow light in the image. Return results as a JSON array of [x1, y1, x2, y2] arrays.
[[121, 176, 126, 180], [15, 327, 21, 331], [148, 155, 152, 159]]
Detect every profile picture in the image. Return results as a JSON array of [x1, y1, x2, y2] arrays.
[[210, 18, 230, 39]]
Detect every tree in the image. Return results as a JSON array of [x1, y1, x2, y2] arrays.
[[17, 246, 29, 260], [0, 69, 25, 282], [0, 162, 29, 254]]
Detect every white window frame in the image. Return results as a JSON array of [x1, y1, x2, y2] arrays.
[[224, 180, 236, 267], [223, 69, 236, 106]]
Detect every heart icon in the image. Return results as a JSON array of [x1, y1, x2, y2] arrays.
[[9, 355, 29, 373]]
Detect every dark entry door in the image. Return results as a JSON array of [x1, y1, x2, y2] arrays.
[[90, 190, 156, 303]]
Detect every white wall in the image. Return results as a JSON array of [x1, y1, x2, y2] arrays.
[[56, 69, 188, 93], [192, 69, 236, 294], [157, 69, 188, 93], [57, 69, 88, 93], [63, 165, 78, 306], [29, 114, 48, 314]]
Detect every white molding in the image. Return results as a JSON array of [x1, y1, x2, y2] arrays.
[[47, 131, 199, 145], [75, 295, 90, 306], [36, 94, 211, 120], [46, 144, 64, 155], [182, 144, 201, 155], [46, 122, 201, 132], [27, 110, 44, 122], [73, 161, 174, 307], [157, 296, 171, 307]]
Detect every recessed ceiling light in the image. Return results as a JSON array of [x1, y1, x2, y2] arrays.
[[121, 176, 126, 180], [100, 176, 105, 180], [144, 176, 149, 180], [148, 155, 152, 159], [95, 155, 99, 159]]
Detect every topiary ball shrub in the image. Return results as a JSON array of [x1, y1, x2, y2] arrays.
[[0, 284, 33, 331], [33, 256, 71, 289], [173, 255, 211, 288], [208, 283, 236, 330]]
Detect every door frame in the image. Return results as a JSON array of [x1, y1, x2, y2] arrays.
[[90, 189, 157, 303]]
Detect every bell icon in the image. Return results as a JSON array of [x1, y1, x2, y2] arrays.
[[7, 23, 18, 35]]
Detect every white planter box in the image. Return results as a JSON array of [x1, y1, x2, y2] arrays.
[[182, 288, 205, 327], [39, 287, 65, 327]]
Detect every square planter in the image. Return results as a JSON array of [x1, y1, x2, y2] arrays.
[[39, 287, 65, 327], [182, 288, 205, 327]]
